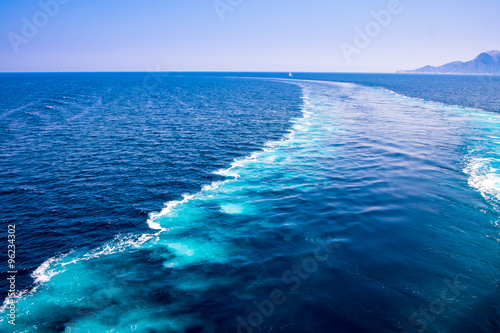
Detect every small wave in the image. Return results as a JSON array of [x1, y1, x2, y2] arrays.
[[0, 232, 158, 315], [80, 233, 154, 260], [147, 193, 195, 231], [0, 253, 69, 316], [31, 254, 67, 285], [464, 157, 500, 203]]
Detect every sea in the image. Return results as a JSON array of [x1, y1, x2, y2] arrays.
[[0, 72, 499, 332]]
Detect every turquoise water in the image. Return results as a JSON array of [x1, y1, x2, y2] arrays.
[[0, 73, 302, 298], [1, 77, 499, 332]]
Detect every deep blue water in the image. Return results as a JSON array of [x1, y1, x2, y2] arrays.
[[1, 73, 499, 332], [0, 73, 303, 294]]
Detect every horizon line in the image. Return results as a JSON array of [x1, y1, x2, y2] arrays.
[[1, 71, 499, 76]]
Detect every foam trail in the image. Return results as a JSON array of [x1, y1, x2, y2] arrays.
[[5, 78, 499, 332], [375, 81, 500, 207], [465, 157, 500, 203], [146, 86, 310, 231], [0, 83, 310, 318]]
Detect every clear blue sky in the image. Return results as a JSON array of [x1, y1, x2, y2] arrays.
[[1, 0, 499, 72]]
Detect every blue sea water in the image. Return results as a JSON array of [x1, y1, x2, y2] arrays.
[[0, 73, 499, 332]]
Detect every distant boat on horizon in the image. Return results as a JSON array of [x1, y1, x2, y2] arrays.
[[289, 72, 293, 77]]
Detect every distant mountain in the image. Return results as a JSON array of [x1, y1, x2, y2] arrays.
[[398, 50, 500, 74]]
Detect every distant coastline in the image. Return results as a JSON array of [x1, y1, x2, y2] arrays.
[[398, 50, 500, 75]]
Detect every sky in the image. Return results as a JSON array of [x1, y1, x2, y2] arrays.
[[0, 0, 499, 73]]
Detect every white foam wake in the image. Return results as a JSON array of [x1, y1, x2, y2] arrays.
[[145, 84, 311, 231], [1, 80, 313, 312], [464, 157, 500, 203]]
